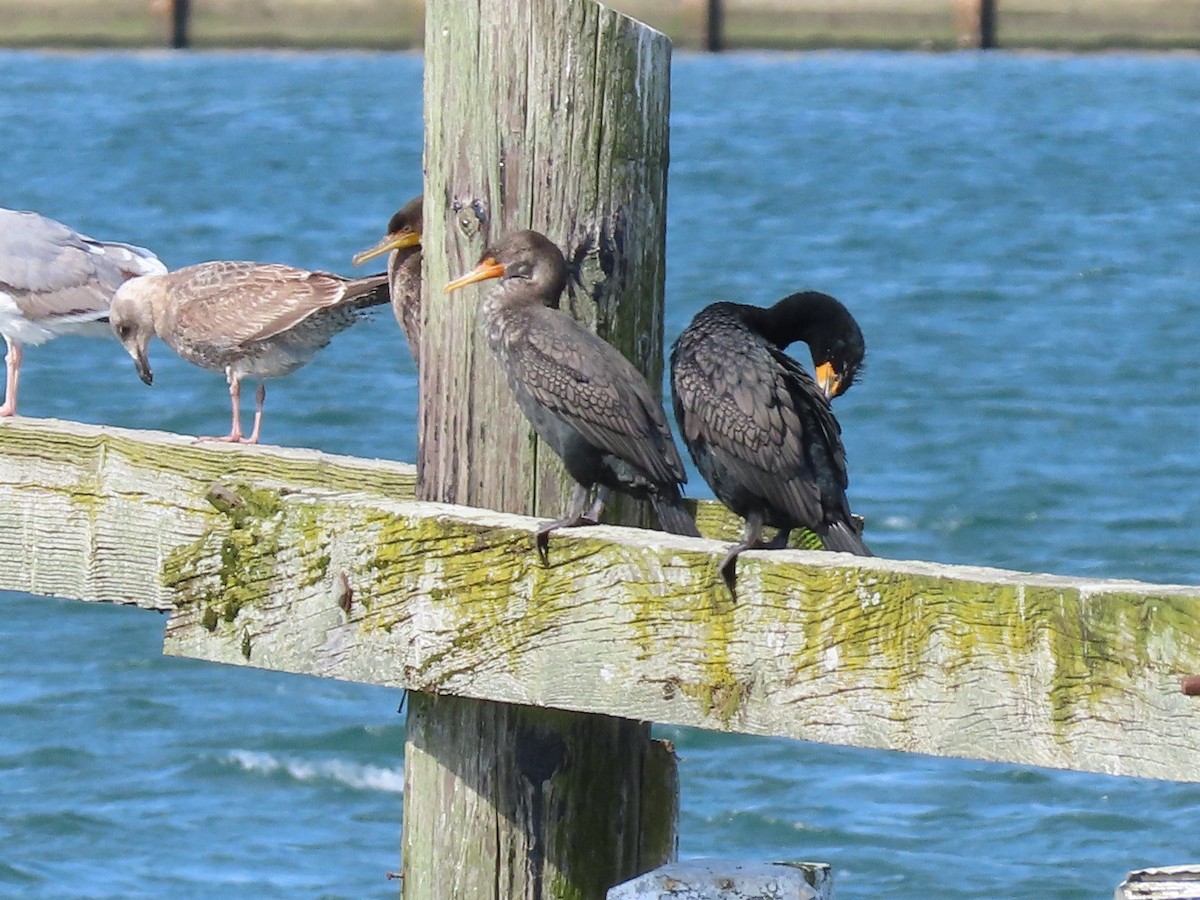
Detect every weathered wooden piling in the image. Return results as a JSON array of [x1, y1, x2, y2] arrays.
[[705, 0, 725, 51], [415, 1, 675, 894], [168, 0, 189, 48], [955, 0, 998, 48], [680, 0, 724, 51]]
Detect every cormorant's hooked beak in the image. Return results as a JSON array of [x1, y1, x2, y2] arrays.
[[444, 257, 506, 293], [352, 228, 422, 266], [815, 361, 841, 401]]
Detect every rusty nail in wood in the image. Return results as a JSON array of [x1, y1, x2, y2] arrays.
[[1181, 675, 1200, 696], [386, 871, 404, 880]]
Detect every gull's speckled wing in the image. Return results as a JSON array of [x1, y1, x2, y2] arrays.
[[165, 261, 387, 351]]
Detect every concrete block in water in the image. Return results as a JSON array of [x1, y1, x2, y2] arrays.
[[608, 859, 832, 899]]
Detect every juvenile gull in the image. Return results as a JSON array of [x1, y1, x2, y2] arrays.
[[0, 206, 166, 416], [670, 291, 871, 590], [109, 260, 389, 444], [445, 229, 701, 559], [352, 195, 423, 367]]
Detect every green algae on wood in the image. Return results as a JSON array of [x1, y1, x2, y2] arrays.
[[156, 495, 1200, 784], [163, 482, 288, 629], [2, 418, 1200, 781]]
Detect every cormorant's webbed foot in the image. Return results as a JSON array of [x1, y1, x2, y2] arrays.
[[535, 514, 600, 565], [718, 522, 782, 597], [718, 543, 746, 594]]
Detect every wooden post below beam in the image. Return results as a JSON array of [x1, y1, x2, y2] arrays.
[[403, 695, 677, 896]]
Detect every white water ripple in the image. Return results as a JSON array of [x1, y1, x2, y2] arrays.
[[224, 749, 404, 794]]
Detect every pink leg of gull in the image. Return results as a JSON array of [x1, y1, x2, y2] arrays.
[[0, 338, 23, 417], [194, 371, 246, 443], [244, 380, 266, 444]]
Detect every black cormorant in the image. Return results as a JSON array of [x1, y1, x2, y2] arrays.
[[445, 229, 701, 558], [670, 290, 871, 588]]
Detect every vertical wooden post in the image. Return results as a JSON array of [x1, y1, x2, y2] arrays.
[[683, 0, 724, 51], [980, 0, 998, 49], [170, 0, 190, 49], [706, 0, 724, 51], [409, 1, 677, 896], [955, 0, 997, 49]]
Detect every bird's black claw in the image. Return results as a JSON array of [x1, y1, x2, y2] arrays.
[[719, 554, 739, 598], [535, 529, 551, 566]]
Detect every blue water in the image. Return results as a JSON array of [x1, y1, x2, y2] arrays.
[[2, 49, 1200, 897]]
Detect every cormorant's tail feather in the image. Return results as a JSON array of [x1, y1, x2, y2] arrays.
[[652, 494, 702, 538], [823, 520, 873, 556]]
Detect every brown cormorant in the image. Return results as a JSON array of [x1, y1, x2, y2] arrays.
[[670, 290, 871, 588], [109, 261, 389, 444], [444, 229, 701, 558], [352, 195, 422, 366]]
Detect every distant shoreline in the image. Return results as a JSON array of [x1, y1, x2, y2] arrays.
[[0, 1, 1198, 53]]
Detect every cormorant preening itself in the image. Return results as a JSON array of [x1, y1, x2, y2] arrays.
[[445, 229, 701, 559], [670, 290, 871, 590], [352, 195, 422, 366]]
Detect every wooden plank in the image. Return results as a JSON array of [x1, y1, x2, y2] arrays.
[[0, 417, 414, 612], [3, 417, 1200, 783], [1116, 866, 1200, 899], [155, 489, 1200, 783]]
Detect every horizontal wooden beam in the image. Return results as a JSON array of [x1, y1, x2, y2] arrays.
[[2, 418, 1199, 782], [0, 418, 415, 611]]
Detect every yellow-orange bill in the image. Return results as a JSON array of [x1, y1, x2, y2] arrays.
[[444, 259, 506, 293], [815, 361, 841, 400], [352, 229, 421, 266]]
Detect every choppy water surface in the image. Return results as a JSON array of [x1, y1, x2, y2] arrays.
[[1, 49, 1199, 898]]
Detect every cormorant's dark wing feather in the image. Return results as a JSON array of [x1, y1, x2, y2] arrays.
[[770, 347, 849, 490], [672, 317, 847, 526], [508, 310, 685, 485]]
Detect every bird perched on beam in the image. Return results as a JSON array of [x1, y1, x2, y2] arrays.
[[445, 229, 701, 558], [670, 290, 871, 590], [352, 195, 423, 367], [109, 260, 389, 444], [0, 206, 166, 417]]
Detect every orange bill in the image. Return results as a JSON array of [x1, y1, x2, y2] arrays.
[[444, 258, 506, 293], [352, 229, 421, 266], [815, 361, 841, 400]]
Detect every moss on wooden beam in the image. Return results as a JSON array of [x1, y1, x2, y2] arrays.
[[2, 418, 1199, 782], [0, 418, 415, 611]]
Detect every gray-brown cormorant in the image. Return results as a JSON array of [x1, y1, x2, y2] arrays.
[[670, 290, 870, 588], [352, 195, 422, 366], [110, 261, 389, 444], [445, 229, 701, 557]]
